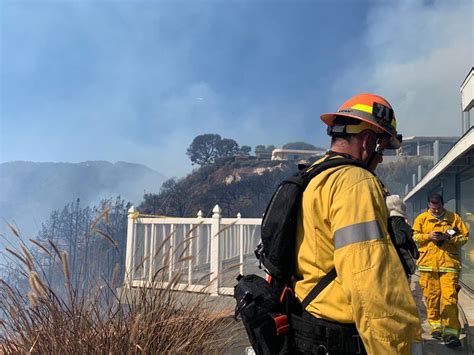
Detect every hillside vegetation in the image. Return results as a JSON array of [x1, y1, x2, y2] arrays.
[[376, 156, 433, 196], [139, 155, 432, 218], [140, 157, 298, 218]]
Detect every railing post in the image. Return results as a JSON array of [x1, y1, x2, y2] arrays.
[[125, 206, 137, 286], [197, 210, 204, 265], [238, 213, 244, 275], [210, 204, 221, 296]]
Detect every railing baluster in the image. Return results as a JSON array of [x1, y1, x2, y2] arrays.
[[149, 224, 156, 285], [143, 224, 149, 281], [169, 224, 175, 282], [207, 224, 211, 264], [238, 213, 243, 275], [188, 224, 193, 285]]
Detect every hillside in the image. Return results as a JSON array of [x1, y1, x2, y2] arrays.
[[376, 156, 433, 196], [138, 156, 433, 218], [0, 161, 165, 237], [139, 157, 299, 218]]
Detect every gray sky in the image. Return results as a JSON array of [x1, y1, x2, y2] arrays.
[[1, 0, 472, 177]]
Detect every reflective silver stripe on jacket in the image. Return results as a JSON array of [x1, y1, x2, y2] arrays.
[[333, 220, 383, 249]]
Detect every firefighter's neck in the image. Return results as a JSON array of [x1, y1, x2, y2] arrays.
[[330, 140, 363, 162], [330, 132, 379, 171]]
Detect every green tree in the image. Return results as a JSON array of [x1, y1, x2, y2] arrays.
[[141, 178, 191, 217], [254, 145, 266, 155], [239, 145, 252, 155], [186, 134, 222, 166], [216, 138, 239, 158], [33, 197, 129, 290], [186, 134, 241, 166]]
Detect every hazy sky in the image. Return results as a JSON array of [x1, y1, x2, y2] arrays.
[[1, 0, 472, 178]]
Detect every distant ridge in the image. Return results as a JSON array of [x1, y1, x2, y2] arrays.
[[0, 161, 166, 238]]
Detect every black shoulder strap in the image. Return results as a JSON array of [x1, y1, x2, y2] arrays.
[[298, 156, 370, 309], [302, 156, 370, 189], [301, 268, 337, 309]]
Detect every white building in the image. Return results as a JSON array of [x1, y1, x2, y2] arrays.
[[271, 148, 326, 161], [404, 67, 474, 293]]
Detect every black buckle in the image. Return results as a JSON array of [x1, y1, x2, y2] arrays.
[[352, 334, 363, 354], [234, 291, 253, 320], [327, 125, 347, 137], [316, 344, 328, 355]]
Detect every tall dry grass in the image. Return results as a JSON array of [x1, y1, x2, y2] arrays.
[[0, 223, 239, 354]]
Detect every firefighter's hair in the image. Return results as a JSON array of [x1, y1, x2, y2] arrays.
[[428, 193, 444, 205]]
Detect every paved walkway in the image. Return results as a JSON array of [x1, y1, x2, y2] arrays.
[[410, 273, 473, 354], [225, 275, 474, 354]]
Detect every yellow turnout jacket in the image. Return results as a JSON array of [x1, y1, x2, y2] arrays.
[[413, 210, 469, 273], [294, 156, 421, 354]]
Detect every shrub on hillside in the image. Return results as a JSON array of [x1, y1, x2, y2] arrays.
[[376, 157, 433, 196]]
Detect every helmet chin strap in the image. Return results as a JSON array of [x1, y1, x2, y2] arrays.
[[365, 138, 384, 169]]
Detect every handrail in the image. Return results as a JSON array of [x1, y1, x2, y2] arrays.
[[124, 204, 263, 296]]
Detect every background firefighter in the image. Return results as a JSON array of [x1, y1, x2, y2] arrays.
[[413, 192, 469, 348]]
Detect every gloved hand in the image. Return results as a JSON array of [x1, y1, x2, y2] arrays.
[[429, 231, 448, 247]]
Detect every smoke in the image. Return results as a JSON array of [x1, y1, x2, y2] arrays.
[[333, 0, 473, 137]]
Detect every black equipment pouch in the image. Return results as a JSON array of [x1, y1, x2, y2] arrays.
[[234, 271, 343, 355], [291, 311, 366, 354], [234, 274, 293, 355]]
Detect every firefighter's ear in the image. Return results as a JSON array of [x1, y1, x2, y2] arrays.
[[359, 130, 377, 152], [356, 130, 377, 156]]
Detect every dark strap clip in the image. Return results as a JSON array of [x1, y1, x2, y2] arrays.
[[352, 334, 363, 354], [234, 291, 252, 320]]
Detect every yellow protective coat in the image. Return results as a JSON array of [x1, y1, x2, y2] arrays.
[[413, 210, 469, 336], [413, 210, 469, 273], [294, 157, 422, 355]]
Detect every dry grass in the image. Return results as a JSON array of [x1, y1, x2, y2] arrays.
[[0, 224, 239, 354]]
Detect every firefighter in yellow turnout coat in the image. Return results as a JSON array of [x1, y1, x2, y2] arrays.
[[413, 193, 469, 348], [294, 93, 422, 354]]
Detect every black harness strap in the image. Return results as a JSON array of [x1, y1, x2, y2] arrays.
[[298, 154, 372, 310], [301, 268, 337, 309]]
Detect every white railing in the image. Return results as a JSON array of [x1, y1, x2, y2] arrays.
[[124, 205, 263, 296]]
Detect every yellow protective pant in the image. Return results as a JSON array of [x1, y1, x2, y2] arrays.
[[419, 271, 461, 337]]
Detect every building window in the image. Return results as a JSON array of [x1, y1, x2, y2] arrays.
[[401, 143, 416, 156], [458, 166, 474, 291]]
